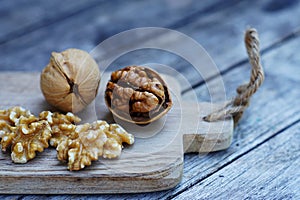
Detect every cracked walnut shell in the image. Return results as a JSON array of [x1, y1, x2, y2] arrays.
[[40, 48, 100, 113], [56, 120, 134, 171], [105, 66, 172, 124]]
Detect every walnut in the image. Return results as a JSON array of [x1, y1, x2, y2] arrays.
[[0, 122, 15, 151], [11, 117, 52, 163], [0, 107, 52, 163], [0, 106, 32, 125], [105, 66, 172, 124], [56, 120, 134, 171], [39, 111, 80, 147], [0, 107, 33, 152], [40, 48, 101, 113]]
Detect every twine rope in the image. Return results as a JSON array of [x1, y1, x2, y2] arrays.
[[203, 28, 264, 125]]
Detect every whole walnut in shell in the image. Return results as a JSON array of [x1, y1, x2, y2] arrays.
[[105, 66, 172, 124], [40, 48, 100, 113]]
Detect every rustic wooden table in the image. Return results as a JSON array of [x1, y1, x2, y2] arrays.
[[1, 0, 299, 199]]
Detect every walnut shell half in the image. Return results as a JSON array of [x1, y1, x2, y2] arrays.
[[40, 48, 100, 113], [105, 66, 172, 124]]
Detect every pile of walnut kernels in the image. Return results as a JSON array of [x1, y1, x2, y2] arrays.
[[0, 107, 134, 171]]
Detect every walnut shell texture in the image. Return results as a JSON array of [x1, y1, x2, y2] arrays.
[[105, 66, 172, 124], [40, 48, 100, 113]]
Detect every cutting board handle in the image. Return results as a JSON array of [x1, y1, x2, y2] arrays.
[[181, 102, 233, 153]]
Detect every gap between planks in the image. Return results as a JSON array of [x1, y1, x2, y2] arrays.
[[182, 27, 300, 95], [166, 119, 300, 200], [173, 121, 300, 199], [0, 0, 225, 46], [0, 0, 104, 45]]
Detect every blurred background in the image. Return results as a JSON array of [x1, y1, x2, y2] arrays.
[[1, 0, 299, 72]]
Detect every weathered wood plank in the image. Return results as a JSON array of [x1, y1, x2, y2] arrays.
[[0, 0, 221, 71], [2, 0, 300, 76], [0, 195, 24, 200], [174, 122, 300, 199], [0, 0, 102, 42]]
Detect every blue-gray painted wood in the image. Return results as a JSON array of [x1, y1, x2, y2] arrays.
[[174, 122, 300, 199], [0, 0, 220, 71], [1, 0, 299, 74], [0, 0, 102, 43]]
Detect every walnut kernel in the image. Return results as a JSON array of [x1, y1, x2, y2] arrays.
[[56, 120, 134, 171], [39, 111, 80, 147], [0, 107, 52, 163], [105, 66, 172, 124]]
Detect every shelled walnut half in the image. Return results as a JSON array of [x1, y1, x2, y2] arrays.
[[105, 66, 172, 124], [56, 120, 134, 171]]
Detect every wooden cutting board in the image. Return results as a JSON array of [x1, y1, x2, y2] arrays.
[[0, 72, 233, 194]]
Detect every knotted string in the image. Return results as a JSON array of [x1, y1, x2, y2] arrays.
[[203, 28, 264, 125]]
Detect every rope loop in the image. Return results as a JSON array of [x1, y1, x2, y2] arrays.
[[203, 28, 264, 125]]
